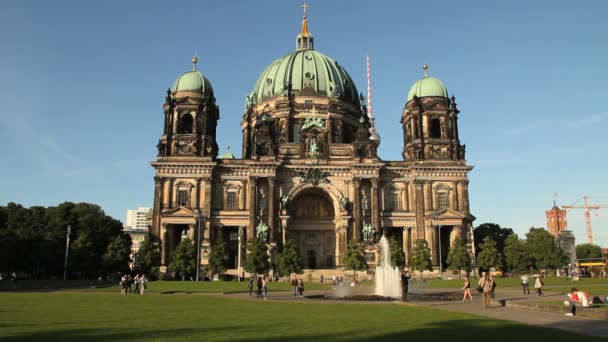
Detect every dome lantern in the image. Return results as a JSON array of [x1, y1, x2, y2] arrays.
[[406, 64, 449, 103]]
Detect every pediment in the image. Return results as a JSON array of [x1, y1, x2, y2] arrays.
[[426, 208, 466, 220], [162, 206, 196, 217]]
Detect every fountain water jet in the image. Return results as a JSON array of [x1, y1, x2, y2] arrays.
[[374, 235, 402, 297]]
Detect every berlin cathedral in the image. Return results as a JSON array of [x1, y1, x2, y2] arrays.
[[150, 8, 474, 275]]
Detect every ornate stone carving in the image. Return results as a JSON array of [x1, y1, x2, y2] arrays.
[[301, 117, 325, 130], [256, 221, 269, 240], [298, 168, 330, 185]]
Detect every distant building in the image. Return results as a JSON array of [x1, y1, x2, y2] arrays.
[[546, 201, 567, 238], [557, 230, 576, 266], [126, 229, 148, 269], [126, 207, 152, 230]]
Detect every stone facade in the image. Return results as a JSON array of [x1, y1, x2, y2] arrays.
[[149, 14, 475, 275]]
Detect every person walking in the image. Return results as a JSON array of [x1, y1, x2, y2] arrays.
[[534, 274, 544, 296], [120, 275, 128, 295], [262, 276, 268, 300], [297, 277, 304, 298], [489, 274, 497, 300], [134, 275, 141, 295], [320, 274, 324, 284], [291, 276, 298, 297], [248, 276, 254, 296], [400, 270, 411, 302], [139, 274, 147, 295], [520, 273, 530, 294], [256, 276, 263, 299], [478, 271, 494, 308], [462, 275, 473, 302]]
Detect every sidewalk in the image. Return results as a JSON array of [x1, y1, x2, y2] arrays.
[[412, 288, 608, 338]]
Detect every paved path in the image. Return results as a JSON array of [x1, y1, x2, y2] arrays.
[[224, 287, 608, 338]]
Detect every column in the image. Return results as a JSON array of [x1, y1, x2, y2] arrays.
[[461, 180, 470, 213], [161, 224, 168, 266], [453, 181, 460, 211], [371, 179, 380, 236], [162, 178, 170, 208], [430, 225, 438, 266], [414, 181, 425, 239], [152, 177, 162, 237], [353, 178, 361, 241], [248, 177, 257, 240], [424, 182, 432, 211], [268, 177, 275, 242], [202, 177, 212, 241], [402, 227, 411, 267]]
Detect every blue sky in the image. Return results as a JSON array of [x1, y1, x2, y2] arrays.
[[1, 0, 606, 246]]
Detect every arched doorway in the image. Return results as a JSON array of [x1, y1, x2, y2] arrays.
[[287, 188, 336, 268]]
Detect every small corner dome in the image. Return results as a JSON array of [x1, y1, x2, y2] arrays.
[[171, 70, 214, 96], [407, 76, 448, 102], [218, 151, 236, 159]]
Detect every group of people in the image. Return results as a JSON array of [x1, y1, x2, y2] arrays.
[[248, 276, 269, 299], [519, 273, 544, 296], [291, 276, 305, 298], [120, 274, 148, 295]]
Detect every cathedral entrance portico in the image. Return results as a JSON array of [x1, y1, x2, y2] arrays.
[[286, 187, 338, 269]]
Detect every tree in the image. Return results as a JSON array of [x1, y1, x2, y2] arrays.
[[208, 240, 228, 279], [169, 238, 196, 280], [69, 231, 97, 277], [476, 236, 501, 272], [408, 240, 433, 277], [575, 243, 602, 260], [278, 239, 303, 276], [446, 238, 472, 278], [389, 238, 405, 269], [473, 223, 513, 270], [245, 237, 270, 275], [503, 234, 530, 273], [102, 234, 132, 274], [343, 240, 367, 280], [132, 234, 160, 277], [525, 227, 568, 270]]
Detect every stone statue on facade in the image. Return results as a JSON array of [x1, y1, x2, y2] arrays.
[[309, 137, 319, 158], [280, 195, 290, 210], [256, 222, 269, 240], [362, 224, 374, 241]]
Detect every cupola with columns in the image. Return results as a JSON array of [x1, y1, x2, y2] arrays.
[[401, 65, 465, 163], [157, 55, 220, 160]]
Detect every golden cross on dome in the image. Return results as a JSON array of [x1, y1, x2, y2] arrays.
[[192, 49, 199, 71], [301, 2, 309, 17]]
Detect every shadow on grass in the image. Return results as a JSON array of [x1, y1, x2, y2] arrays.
[[2, 318, 604, 342]]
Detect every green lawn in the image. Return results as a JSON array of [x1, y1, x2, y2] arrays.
[[1, 280, 329, 294], [0, 292, 603, 342]]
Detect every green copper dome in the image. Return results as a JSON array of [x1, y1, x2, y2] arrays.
[[172, 70, 214, 95], [407, 76, 448, 102], [218, 151, 235, 159], [251, 49, 359, 106]]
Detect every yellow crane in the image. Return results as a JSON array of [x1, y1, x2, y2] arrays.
[[562, 196, 608, 244]]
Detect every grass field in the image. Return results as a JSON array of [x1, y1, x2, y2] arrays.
[[417, 277, 608, 293], [0, 291, 604, 342], [0, 280, 329, 294]]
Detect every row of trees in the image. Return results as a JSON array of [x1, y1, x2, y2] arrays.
[[0, 202, 131, 278]]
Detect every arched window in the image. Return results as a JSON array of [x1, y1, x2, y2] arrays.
[[179, 113, 194, 134], [176, 183, 191, 207], [429, 118, 441, 139]]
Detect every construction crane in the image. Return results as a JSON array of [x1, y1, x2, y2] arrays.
[[562, 196, 608, 244]]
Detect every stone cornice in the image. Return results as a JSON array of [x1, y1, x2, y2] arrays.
[[151, 161, 215, 177]]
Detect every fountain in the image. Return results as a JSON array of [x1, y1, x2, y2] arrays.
[[374, 235, 402, 297]]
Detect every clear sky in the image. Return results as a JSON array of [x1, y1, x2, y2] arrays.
[[1, 0, 606, 246]]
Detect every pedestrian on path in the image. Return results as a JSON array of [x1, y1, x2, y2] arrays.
[[262, 276, 268, 300], [520, 273, 530, 294], [478, 271, 494, 308], [401, 270, 411, 302], [462, 275, 473, 302], [248, 276, 254, 296], [297, 277, 304, 298], [534, 275, 544, 296], [291, 276, 298, 297], [256, 276, 263, 299]]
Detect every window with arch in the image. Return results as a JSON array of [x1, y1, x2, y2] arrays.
[[179, 113, 194, 134], [429, 117, 441, 139], [384, 188, 400, 211], [226, 191, 238, 210], [291, 123, 301, 143], [435, 184, 450, 209], [176, 183, 191, 207]]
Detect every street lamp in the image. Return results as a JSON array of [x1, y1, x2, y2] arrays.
[[63, 225, 71, 281], [195, 209, 204, 282], [237, 226, 243, 282], [437, 225, 442, 277]]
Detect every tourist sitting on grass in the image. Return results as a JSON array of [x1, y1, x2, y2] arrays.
[[564, 287, 590, 316]]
